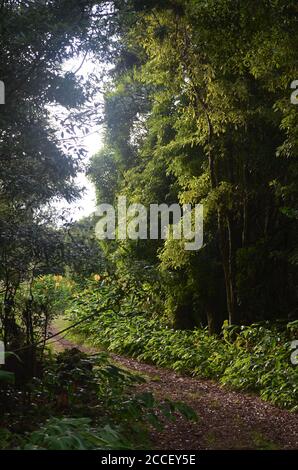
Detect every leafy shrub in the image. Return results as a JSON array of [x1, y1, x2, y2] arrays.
[[0, 342, 197, 450], [23, 346, 197, 450], [21, 417, 133, 450]]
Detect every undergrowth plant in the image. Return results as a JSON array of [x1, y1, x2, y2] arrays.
[[0, 347, 197, 450], [67, 285, 298, 411]]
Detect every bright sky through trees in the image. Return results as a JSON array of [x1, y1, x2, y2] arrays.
[[55, 55, 104, 220]]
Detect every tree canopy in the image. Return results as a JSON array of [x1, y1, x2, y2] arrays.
[[89, 0, 298, 331]]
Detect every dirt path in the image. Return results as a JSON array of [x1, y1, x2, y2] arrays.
[[48, 327, 298, 450]]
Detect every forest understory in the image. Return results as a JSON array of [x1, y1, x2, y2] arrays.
[[50, 324, 298, 450]]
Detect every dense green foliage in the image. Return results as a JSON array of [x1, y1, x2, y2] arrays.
[[67, 282, 298, 411], [0, 0, 109, 364], [0, 347, 196, 450], [89, 0, 298, 332]]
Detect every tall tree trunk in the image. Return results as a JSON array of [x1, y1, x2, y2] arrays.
[[217, 212, 238, 325], [208, 144, 239, 325]]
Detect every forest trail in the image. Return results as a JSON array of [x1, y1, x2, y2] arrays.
[[49, 327, 298, 450]]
